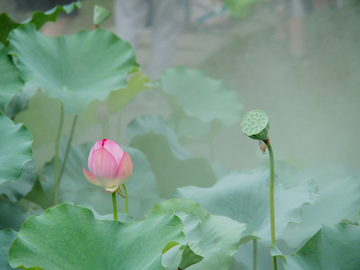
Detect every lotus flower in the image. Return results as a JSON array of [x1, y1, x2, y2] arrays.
[[82, 139, 133, 193]]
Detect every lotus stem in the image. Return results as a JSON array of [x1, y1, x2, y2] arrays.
[[124, 184, 128, 214], [57, 115, 78, 188], [268, 141, 277, 270], [112, 192, 117, 221], [53, 103, 64, 205], [253, 239, 258, 270]]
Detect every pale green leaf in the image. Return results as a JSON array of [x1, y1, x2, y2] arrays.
[[284, 223, 360, 270], [172, 169, 319, 243], [159, 67, 243, 126]]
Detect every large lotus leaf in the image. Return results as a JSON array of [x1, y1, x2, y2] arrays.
[[0, 200, 28, 231], [150, 200, 205, 268], [187, 215, 245, 270], [0, 229, 16, 270], [159, 67, 243, 127], [171, 169, 319, 243], [127, 115, 192, 159], [166, 215, 246, 270], [8, 24, 138, 115], [0, 113, 33, 185], [283, 223, 360, 270], [0, 43, 23, 111], [275, 163, 360, 249], [0, 1, 81, 46], [129, 132, 218, 198], [41, 139, 162, 219], [9, 204, 185, 270], [154, 199, 246, 270], [0, 160, 36, 203]]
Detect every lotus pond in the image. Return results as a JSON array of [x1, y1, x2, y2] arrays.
[[1, 2, 360, 270]]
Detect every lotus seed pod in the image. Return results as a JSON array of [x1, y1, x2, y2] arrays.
[[240, 109, 269, 141]]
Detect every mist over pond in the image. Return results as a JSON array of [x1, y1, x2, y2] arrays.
[[125, 3, 360, 175]]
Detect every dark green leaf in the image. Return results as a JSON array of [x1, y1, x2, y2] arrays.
[[0, 43, 23, 111], [8, 24, 138, 115], [0, 160, 36, 202], [0, 200, 28, 231], [9, 204, 185, 270], [0, 229, 16, 270], [0, 1, 81, 46], [0, 113, 33, 185]]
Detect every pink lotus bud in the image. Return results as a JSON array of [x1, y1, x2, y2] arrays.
[[82, 139, 133, 193]]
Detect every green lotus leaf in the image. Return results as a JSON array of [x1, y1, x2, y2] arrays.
[[130, 131, 218, 198], [283, 223, 360, 269], [178, 242, 205, 269], [0, 1, 81, 46], [150, 198, 246, 270], [0, 113, 33, 185], [171, 169, 319, 243], [0, 229, 16, 270], [0, 160, 36, 203], [277, 164, 360, 249], [0, 200, 28, 231], [159, 67, 242, 144], [162, 213, 204, 269], [8, 23, 138, 115], [9, 204, 185, 269], [41, 139, 162, 219], [159, 67, 243, 126], [187, 215, 246, 270], [0, 43, 23, 111]]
